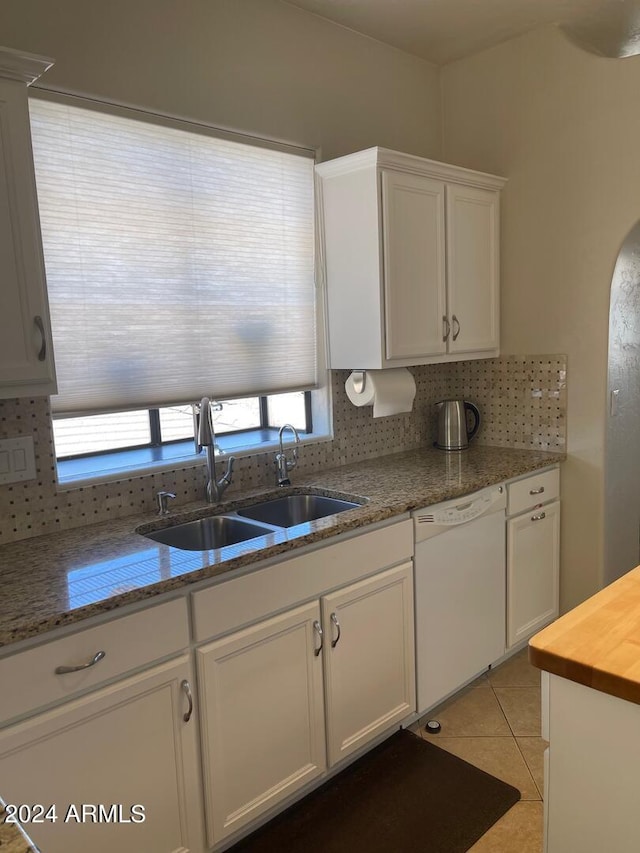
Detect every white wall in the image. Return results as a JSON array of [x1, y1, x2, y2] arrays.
[[441, 25, 640, 610], [0, 0, 440, 161]]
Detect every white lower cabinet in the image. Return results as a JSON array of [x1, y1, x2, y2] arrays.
[[196, 602, 327, 847], [507, 500, 560, 649], [0, 481, 565, 850], [0, 519, 414, 852], [545, 674, 640, 852], [322, 563, 415, 766], [0, 655, 205, 853], [197, 561, 415, 847], [506, 468, 561, 650]]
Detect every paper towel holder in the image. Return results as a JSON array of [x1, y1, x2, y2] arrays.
[[351, 371, 366, 394]]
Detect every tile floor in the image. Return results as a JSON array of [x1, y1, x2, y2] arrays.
[[410, 647, 546, 853]]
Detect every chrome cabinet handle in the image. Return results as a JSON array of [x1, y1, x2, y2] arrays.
[[313, 620, 323, 657], [55, 650, 106, 675], [529, 486, 545, 495], [531, 512, 546, 521], [330, 612, 341, 648], [34, 315, 46, 361], [442, 315, 450, 342], [181, 679, 194, 722], [452, 314, 461, 341]]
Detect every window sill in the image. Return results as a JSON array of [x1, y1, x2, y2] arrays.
[[56, 429, 332, 489]]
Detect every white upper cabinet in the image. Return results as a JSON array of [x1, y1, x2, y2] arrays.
[[0, 48, 57, 399], [381, 170, 447, 360], [446, 183, 500, 355], [316, 147, 506, 369]]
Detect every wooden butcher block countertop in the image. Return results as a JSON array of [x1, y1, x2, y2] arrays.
[[530, 565, 640, 705]]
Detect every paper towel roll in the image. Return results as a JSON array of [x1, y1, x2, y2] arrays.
[[345, 368, 416, 417]]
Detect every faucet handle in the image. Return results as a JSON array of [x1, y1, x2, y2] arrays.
[[220, 456, 236, 486], [157, 490, 176, 516]]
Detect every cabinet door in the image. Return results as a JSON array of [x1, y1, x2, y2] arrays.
[[197, 602, 326, 846], [507, 500, 560, 648], [322, 562, 415, 767], [446, 184, 499, 355], [0, 656, 204, 853], [381, 170, 446, 360], [0, 76, 56, 397]]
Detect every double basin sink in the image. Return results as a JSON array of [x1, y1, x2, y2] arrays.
[[140, 493, 364, 552]]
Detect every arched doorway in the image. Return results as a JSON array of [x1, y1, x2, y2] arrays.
[[604, 220, 640, 584]]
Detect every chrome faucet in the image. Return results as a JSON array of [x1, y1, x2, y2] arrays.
[[196, 397, 236, 503], [275, 423, 300, 486]]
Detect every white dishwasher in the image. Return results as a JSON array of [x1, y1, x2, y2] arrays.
[[413, 484, 506, 714]]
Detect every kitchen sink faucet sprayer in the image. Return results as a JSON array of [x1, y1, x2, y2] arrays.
[[275, 424, 300, 486], [196, 397, 235, 503]]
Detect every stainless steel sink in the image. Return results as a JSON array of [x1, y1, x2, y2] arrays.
[[138, 490, 365, 552], [236, 494, 361, 528], [142, 515, 274, 551]]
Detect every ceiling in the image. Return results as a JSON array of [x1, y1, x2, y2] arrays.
[[282, 0, 640, 64]]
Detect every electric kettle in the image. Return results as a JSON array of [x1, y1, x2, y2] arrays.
[[434, 399, 480, 451]]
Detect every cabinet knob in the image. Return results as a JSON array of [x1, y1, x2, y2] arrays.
[[34, 315, 47, 361]]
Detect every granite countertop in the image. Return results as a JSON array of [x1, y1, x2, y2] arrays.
[[0, 802, 40, 853], [0, 444, 564, 651], [530, 564, 640, 706]]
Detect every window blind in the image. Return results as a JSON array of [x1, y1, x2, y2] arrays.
[[29, 96, 317, 416]]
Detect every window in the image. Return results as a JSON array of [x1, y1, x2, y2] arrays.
[[52, 391, 312, 481], [29, 94, 323, 481]]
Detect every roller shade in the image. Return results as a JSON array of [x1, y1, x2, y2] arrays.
[[29, 96, 317, 416]]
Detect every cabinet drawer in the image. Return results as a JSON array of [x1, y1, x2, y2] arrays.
[[0, 598, 189, 725], [508, 468, 559, 516]]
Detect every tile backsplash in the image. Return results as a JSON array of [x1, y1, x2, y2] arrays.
[[0, 355, 566, 544]]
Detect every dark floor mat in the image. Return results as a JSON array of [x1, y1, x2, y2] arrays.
[[230, 728, 521, 853]]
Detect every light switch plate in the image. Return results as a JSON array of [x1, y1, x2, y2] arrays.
[[0, 436, 36, 484]]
